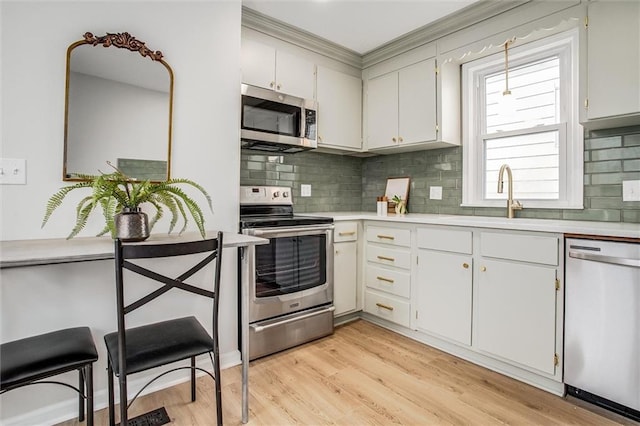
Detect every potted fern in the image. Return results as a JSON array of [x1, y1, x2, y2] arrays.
[[42, 165, 212, 241]]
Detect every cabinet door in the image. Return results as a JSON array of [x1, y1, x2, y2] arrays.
[[316, 66, 362, 150], [241, 39, 276, 90], [366, 71, 399, 149], [587, 1, 640, 119], [275, 50, 316, 100], [416, 250, 472, 345], [399, 59, 437, 144], [334, 240, 357, 316], [475, 259, 557, 375]]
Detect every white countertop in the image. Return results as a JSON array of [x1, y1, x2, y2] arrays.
[[0, 231, 268, 268], [307, 212, 640, 239]]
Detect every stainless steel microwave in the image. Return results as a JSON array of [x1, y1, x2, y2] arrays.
[[241, 83, 317, 153]]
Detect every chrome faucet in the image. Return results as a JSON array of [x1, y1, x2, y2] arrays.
[[497, 164, 523, 218]]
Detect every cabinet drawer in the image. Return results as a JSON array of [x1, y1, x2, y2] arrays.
[[480, 232, 559, 266], [417, 228, 472, 254], [334, 222, 358, 242], [366, 245, 411, 270], [366, 226, 411, 247], [364, 290, 411, 328], [365, 265, 410, 298]]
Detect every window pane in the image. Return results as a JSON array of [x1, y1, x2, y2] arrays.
[[485, 56, 560, 134], [485, 130, 559, 200]]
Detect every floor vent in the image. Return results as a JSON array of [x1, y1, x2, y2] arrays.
[[118, 407, 171, 426]]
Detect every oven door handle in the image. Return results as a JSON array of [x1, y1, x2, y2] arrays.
[[249, 225, 334, 237], [250, 305, 335, 332]]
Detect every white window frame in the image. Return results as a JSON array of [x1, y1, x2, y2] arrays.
[[462, 29, 583, 209]]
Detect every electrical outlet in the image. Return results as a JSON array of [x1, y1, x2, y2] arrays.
[[301, 184, 312, 197], [0, 158, 26, 185], [622, 180, 640, 201], [429, 186, 443, 200]]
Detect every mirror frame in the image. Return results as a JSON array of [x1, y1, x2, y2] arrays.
[[62, 32, 174, 182]]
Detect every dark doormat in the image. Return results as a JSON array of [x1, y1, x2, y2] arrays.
[[118, 407, 171, 426]]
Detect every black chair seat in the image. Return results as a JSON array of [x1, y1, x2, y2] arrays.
[[1, 326, 98, 391], [104, 316, 213, 376]]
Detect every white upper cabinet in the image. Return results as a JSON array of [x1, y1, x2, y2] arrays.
[[367, 71, 399, 149], [399, 59, 437, 145], [316, 66, 362, 151], [366, 59, 436, 151], [241, 39, 316, 100], [585, 1, 640, 126]]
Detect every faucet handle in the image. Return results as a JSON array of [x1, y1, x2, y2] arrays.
[[512, 200, 523, 210]]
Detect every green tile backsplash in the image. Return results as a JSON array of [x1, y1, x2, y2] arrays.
[[240, 125, 640, 223]]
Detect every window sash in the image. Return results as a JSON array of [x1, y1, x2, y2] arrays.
[[461, 28, 583, 210]]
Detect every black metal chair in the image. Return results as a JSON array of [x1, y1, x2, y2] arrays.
[[104, 232, 224, 426], [0, 327, 98, 425]]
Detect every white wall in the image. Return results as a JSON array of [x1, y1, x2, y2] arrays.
[[0, 1, 242, 424]]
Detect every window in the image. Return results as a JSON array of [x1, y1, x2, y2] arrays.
[[462, 29, 583, 209]]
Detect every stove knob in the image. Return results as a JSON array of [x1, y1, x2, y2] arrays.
[[283, 191, 289, 198], [273, 191, 280, 198]]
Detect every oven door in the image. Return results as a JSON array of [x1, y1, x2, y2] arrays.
[[244, 224, 334, 323]]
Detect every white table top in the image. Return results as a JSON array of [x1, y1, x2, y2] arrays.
[[0, 231, 268, 269]]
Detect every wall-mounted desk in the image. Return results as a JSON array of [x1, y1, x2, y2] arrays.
[[0, 231, 267, 425]]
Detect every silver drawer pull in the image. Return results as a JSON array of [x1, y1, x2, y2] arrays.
[[376, 276, 394, 284], [377, 255, 395, 262], [377, 234, 395, 240], [376, 302, 394, 311], [250, 306, 335, 333]]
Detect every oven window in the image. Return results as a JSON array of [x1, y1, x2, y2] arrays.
[[242, 96, 301, 137], [255, 234, 326, 297]]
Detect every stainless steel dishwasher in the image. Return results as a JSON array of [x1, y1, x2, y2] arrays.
[[565, 238, 640, 421]]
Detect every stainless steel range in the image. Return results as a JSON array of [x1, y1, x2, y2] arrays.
[[240, 186, 334, 360]]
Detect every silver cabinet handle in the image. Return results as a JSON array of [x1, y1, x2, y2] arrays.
[[569, 251, 640, 268]]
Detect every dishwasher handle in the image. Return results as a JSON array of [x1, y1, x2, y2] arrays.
[[568, 250, 640, 268]]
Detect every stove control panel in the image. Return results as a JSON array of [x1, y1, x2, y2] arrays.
[[240, 186, 293, 205]]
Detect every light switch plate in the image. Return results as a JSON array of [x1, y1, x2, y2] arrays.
[[0, 158, 27, 185], [622, 180, 640, 201], [430, 186, 443, 200], [301, 184, 311, 197]]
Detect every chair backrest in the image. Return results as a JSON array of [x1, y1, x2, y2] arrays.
[[113, 232, 224, 339]]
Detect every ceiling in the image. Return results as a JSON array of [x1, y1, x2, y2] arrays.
[[242, 0, 481, 55]]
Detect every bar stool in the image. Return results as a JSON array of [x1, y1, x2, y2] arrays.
[[104, 232, 224, 426], [0, 327, 98, 425]]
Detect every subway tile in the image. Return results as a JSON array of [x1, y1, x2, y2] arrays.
[[590, 173, 623, 185], [623, 159, 640, 171], [622, 209, 640, 223], [584, 185, 622, 197], [589, 197, 623, 209], [585, 136, 622, 150], [562, 209, 621, 222], [584, 160, 622, 174], [590, 146, 640, 161], [624, 134, 640, 147]]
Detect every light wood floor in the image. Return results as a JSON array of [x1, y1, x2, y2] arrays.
[[59, 319, 637, 425]]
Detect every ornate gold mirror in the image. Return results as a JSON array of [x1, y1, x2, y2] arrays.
[[63, 32, 173, 181]]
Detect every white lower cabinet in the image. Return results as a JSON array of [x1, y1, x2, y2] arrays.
[[475, 231, 561, 376], [416, 227, 473, 346], [333, 222, 358, 316], [475, 258, 558, 375], [416, 249, 472, 346], [362, 221, 564, 393]]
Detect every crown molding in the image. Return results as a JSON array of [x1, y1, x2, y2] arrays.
[[241, 1, 533, 71], [362, 0, 531, 68], [241, 6, 363, 69]]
